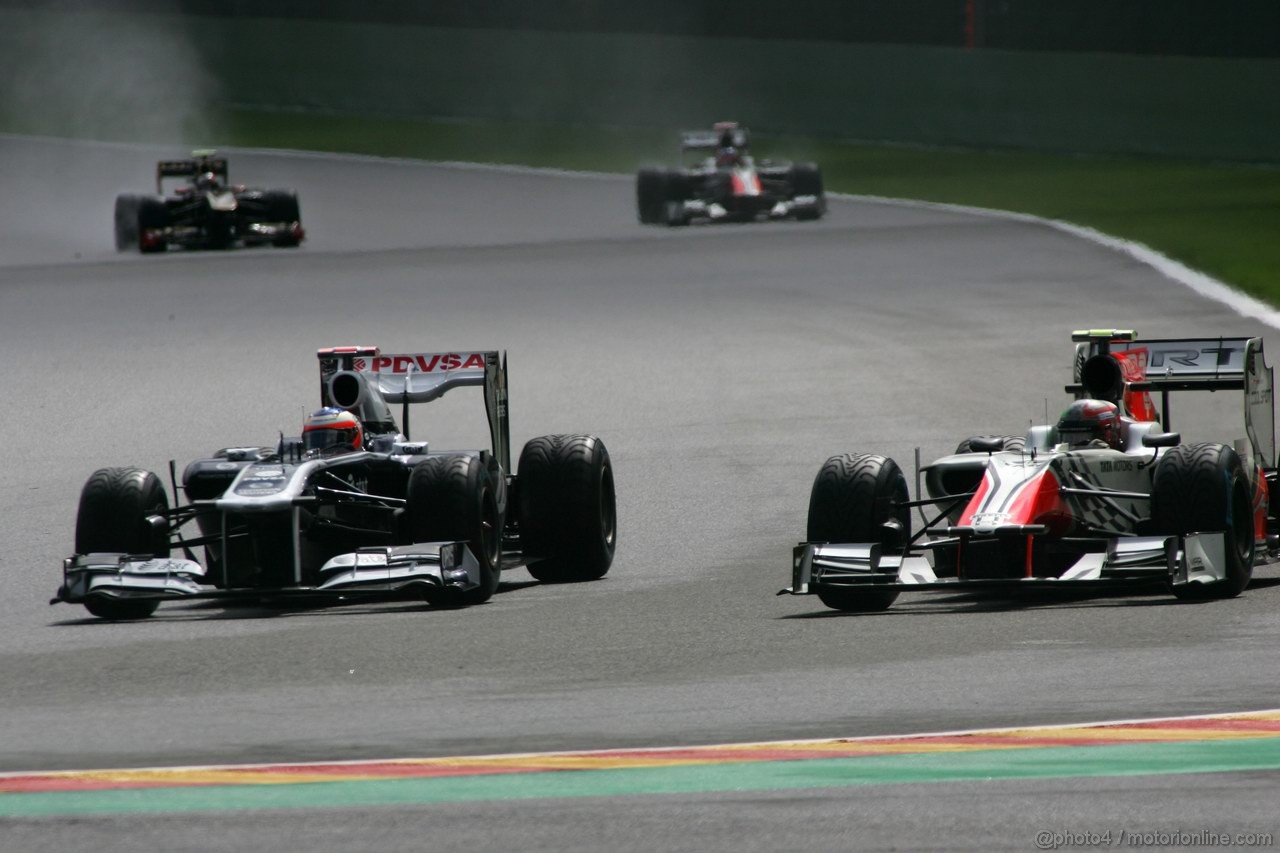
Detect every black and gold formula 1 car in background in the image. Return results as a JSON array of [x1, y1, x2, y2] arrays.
[[114, 149, 304, 252]]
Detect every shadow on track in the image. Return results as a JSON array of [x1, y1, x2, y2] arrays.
[[778, 577, 1280, 619]]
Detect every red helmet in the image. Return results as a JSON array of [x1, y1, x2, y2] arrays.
[[303, 407, 363, 454], [1057, 400, 1120, 449]]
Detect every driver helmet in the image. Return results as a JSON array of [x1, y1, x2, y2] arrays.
[[716, 146, 741, 167], [303, 407, 363, 454], [195, 171, 220, 191], [1056, 399, 1120, 449]]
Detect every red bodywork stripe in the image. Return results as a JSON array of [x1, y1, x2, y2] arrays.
[[957, 472, 993, 526], [731, 173, 762, 196], [1006, 469, 1070, 534]]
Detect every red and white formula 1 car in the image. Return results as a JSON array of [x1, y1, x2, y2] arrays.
[[783, 329, 1278, 612], [636, 122, 825, 226]]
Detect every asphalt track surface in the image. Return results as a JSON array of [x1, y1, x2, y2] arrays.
[[1, 136, 1278, 850]]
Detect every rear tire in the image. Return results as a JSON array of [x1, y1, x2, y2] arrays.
[[806, 454, 909, 612], [74, 468, 168, 620], [1153, 443, 1254, 600], [519, 434, 616, 583], [405, 455, 503, 606]]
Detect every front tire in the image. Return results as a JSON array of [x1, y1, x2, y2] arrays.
[[636, 168, 666, 225], [1153, 443, 1254, 600], [518, 434, 616, 583], [263, 190, 302, 246], [806, 454, 910, 612], [114, 195, 140, 251], [406, 455, 503, 606], [74, 467, 169, 620], [790, 163, 825, 221]]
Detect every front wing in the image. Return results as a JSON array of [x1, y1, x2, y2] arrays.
[[54, 542, 481, 606], [781, 533, 1230, 597]]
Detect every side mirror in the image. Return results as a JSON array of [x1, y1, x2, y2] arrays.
[[1143, 431, 1181, 449], [969, 436, 1004, 454]]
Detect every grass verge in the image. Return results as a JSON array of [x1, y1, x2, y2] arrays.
[[8, 108, 1278, 306]]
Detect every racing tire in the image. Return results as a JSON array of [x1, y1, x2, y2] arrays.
[[136, 196, 169, 253], [1152, 443, 1254, 600], [113, 195, 141, 251], [74, 467, 169, 620], [636, 168, 666, 225], [955, 435, 1026, 454], [790, 163, 825, 221], [806, 454, 910, 612], [263, 190, 302, 247], [518, 434, 616, 583], [405, 454, 503, 606]]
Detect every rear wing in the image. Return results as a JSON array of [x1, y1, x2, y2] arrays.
[[1069, 330, 1274, 468], [316, 347, 510, 474], [680, 123, 749, 157], [155, 151, 227, 193]]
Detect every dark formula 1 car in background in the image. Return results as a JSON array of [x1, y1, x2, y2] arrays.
[[783, 330, 1278, 612], [55, 347, 616, 620], [114, 150, 305, 253], [636, 122, 825, 226]]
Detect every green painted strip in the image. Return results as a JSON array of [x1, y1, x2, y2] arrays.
[[5, 738, 1280, 817]]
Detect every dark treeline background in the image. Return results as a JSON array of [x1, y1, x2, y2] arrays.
[[5, 0, 1278, 58]]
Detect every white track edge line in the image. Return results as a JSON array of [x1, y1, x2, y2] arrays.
[[2, 707, 1277, 780], [831, 191, 1280, 331]]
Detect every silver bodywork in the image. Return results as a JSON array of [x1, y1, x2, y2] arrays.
[[56, 349, 511, 611]]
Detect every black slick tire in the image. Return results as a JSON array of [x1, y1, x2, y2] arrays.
[[74, 467, 169, 619], [806, 454, 910, 612], [518, 434, 616, 583], [263, 190, 302, 246], [405, 454, 503, 606], [636, 168, 666, 225], [790, 163, 825, 220], [113, 195, 141, 251], [1152, 443, 1254, 600]]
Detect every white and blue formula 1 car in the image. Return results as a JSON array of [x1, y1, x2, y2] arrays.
[[782, 330, 1278, 612], [55, 348, 616, 620]]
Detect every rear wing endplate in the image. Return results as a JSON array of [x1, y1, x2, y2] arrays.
[[1069, 331, 1274, 468]]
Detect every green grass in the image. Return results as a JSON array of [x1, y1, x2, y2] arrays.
[[9, 108, 1279, 305]]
